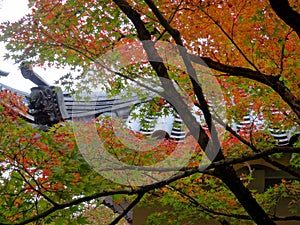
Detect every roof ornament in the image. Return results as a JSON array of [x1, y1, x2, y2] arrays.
[[20, 62, 69, 126], [20, 62, 49, 87]]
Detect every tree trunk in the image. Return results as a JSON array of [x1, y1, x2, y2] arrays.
[[112, 1, 277, 224], [214, 164, 276, 225]]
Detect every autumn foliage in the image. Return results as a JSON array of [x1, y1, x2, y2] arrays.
[[0, 0, 300, 224]]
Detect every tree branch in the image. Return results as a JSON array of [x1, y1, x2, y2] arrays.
[[200, 9, 260, 72], [189, 54, 300, 119], [111, 1, 285, 224], [269, 0, 300, 38], [263, 157, 300, 179], [144, 0, 217, 140], [208, 110, 300, 179], [109, 193, 144, 225], [113, 0, 212, 155], [16, 169, 59, 207], [168, 185, 252, 221], [95, 147, 300, 176], [0, 169, 199, 225], [273, 215, 300, 221]]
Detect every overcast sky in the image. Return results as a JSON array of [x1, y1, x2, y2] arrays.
[[0, 0, 64, 92]]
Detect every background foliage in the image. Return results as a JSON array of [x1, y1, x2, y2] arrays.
[[0, 0, 299, 224]]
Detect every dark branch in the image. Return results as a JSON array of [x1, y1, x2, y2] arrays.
[[109, 193, 144, 225], [0, 169, 198, 225], [168, 184, 252, 220], [273, 215, 300, 221], [189, 54, 300, 119], [95, 147, 300, 175], [263, 157, 300, 179], [144, 0, 217, 140], [113, 0, 212, 154], [269, 0, 300, 38]]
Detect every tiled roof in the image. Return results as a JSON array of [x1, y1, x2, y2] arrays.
[[0, 70, 9, 77], [0, 82, 297, 146]]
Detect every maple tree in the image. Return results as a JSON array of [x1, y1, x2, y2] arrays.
[[0, 0, 300, 224], [0, 92, 132, 224]]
